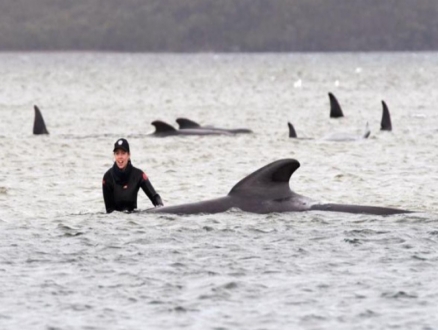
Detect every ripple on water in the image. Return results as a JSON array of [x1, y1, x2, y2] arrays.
[[1, 53, 438, 330]]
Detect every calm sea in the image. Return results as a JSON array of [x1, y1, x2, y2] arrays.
[[0, 52, 437, 329]]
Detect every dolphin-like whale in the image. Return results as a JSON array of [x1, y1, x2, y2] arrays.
[[329, 92, 344, 118], [151, 120, 232, 137], [380, 101, 392, 131], [33, 105, 49, 135], [176, 118, 253, 134], [147, 159, 412, 215], [288, 122, 370, 141]]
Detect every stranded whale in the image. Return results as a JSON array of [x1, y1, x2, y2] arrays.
[[150, 120, 232, 137], [322, 122, 371, 141], [147, 159, 412, 215], [33, 105, 49, 135], [288, 122, 370, 141], [176, 118, 253, 134]]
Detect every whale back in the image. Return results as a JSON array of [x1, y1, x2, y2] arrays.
[[151, 120, 177, 134], [228, 159, 300, 199], [176, 118, 201, 129], [147, 158, 412, 215]]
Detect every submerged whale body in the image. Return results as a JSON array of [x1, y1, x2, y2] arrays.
[[287, 122, 313, 140], [288, 122, 370, 141], [322, 122, 371, 141], [176, 118, 253, 134], [33, 105, 49, 135], [148, 159, 412, 215], [150, 120, 231, 137]]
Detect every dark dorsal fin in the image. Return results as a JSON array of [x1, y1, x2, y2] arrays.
[[228, 159, 300, 199], [33, 105, 49, 135], [363, 122, 371, 139], [288, 122, 297, 138], [380, 101, 392, 131], [329, 92, 344, 118], [151, 120, 177, 133], [176, 118, 201, 129]]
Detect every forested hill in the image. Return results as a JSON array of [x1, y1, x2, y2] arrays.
[[1, 0, 437, 52]]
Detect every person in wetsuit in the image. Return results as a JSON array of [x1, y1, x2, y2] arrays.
[[102, 138, 163, 213]]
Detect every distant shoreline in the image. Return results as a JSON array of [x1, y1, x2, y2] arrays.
[[2, 0, 437, 52]]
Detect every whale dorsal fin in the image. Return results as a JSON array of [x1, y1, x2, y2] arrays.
[[151, 120, 177, 133], [33, 105, 49, 135], [329, 92, 344, 118], [363, 122, 371, 139], [380, 101, 392, 131], [288, 122, 297, 138], [228, 159, 300, 199], [176, 118, 201, 129]]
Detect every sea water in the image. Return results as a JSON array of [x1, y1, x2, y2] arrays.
[[0, 52, 437, 329]]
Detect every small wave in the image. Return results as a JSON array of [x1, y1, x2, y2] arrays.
[[381, 291, 418, 299], [344, 238, 361, 245]]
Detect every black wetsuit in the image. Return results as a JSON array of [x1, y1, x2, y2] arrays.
[[102, 161, 163, 213]]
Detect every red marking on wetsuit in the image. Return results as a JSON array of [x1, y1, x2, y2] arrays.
[[142, 172, 148, 181], [123, 185, 128, 189]]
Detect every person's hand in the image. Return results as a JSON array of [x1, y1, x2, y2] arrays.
[[154, 195, 164, 207]]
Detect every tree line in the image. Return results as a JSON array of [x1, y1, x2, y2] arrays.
[[1, 0, 437, 52]]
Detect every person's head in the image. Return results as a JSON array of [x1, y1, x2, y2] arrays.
[[113, 138, 130, 170]]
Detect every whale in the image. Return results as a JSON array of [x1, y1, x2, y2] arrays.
[[288, 122, 370, 141], [288, 122, 298, 138], [287, 122, 313, 140], [33, 105, 49, 135], [322, 122, 370, 141], [147, 159, 412, 215], [329, 92, 344, 118], [150, 120, 232, 137], [176, 118, 253, 134], [380, 101, 392, 131]]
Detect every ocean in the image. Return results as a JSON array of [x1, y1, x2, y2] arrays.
[[0, 52, 437, 329]]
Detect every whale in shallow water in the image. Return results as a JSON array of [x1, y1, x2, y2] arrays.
[[329, 92, 344, 118], [380, 101, 392, 131], [147, 159, 412, 215], [150, 120, 232, 137], [33, 105, 49, 135], [288, 122, 370, 141], [322, 122, 371, 141], [287, 122, 313, 140], [176, 118, 253, 134]]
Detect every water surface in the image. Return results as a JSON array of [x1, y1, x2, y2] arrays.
[[0, 52, 437, 329]]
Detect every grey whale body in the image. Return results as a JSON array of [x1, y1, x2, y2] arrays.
[[150, 120, 231, 137], [176, 118, 253, 134], [147, 159, 412, 216], [287, 122, 371, 141]]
